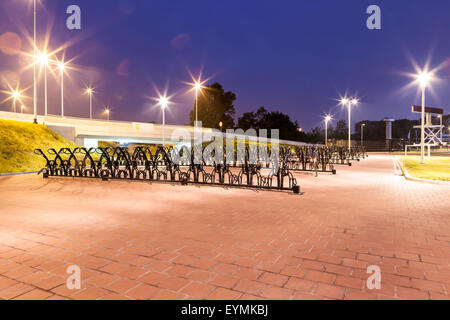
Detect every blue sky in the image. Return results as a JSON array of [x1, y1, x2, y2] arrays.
[[0, 0, 449, 130]]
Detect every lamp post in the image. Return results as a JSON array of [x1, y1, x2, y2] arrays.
[[417, 71, 432, 164], [12, 91, 20, 113], [349, 99, 358, 151], [324, 115, 331, 146], [58, 62, 65, 117], [159, 96, 169, 147], [194, 82, 203, 127], [340, 98, 349, 149], [340, 97, 358, 151], [21, 105, 25, 114], [361, 123, 366, 147], [38, 52, 49, 116], [86, 88, 94, 120], [33, 0, 37, 122], [348, 101, 351, 151], [104, 108, 110, 121]]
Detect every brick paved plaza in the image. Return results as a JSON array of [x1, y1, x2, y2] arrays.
[[0, 154, 449, 300]]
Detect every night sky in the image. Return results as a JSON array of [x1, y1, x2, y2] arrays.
[[0, 0, 449, 131]]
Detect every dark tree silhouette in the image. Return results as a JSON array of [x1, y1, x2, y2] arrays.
[[332, 120, 348, 140], [237, 107, 304, 141], [189, 82, 236, 129]]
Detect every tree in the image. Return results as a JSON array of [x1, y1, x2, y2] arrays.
[[237, 107, 304, 141], [306, 127, 325, 144], [237, 107, 268, 130], [332, 120, 348, 140], [189, 82, 236, 129]]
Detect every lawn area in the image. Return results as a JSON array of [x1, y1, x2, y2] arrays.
[[393, 148, 450, 156], [0, 119, 78, 174], [401, 155, 450, 181]]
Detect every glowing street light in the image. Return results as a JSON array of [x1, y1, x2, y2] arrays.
[[85, 88, 94, 120], [185, 74, 208, 127], [21, 105, 25, 114], [417, 72, 432, 89], [158, 95, 170, 147], [324, 115, 332, 146], [416, 70, 434, 164], [11, 90, 20, 113], [340, 98, 348, 106], [57, 61, 66, 117], [104, 107, 110, 121]]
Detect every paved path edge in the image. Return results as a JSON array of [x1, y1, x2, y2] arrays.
[[0, 171, 39, 177]]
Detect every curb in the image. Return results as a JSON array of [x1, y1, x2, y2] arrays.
[[394, 157, 450, 186], [0, 171, 38, 177]]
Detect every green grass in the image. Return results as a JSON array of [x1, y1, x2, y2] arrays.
[[394, 148, 450, 155], [401, 155, 450, 181], [0, 119, 79, 174]]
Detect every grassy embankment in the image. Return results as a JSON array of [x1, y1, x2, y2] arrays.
[[401, 155, 450, 181], [0, 119, 78, 174]]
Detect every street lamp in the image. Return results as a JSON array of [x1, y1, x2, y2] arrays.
[[33, 0, 37, 122], [350, 99, 359, 151], [416, 70, 433, 164], [361, 123, 366, 147], [340, 97, 358, 151], [86, 88, 94, 120], [193, 81, 203, 127], [11, 90, 20, 113], [57, 62, 66, 117], [324, 115, 332, 146], [38, 51, 50, 116], [104, 108, 110, 121], [158, 96, 170, 147], [21, 105, 25, 114]]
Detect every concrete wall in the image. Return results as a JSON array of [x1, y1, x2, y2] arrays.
[[0, 111, 313, 147], [47, 125, 76, 142]]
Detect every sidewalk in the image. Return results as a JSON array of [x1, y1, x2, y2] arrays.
[[0, 154, 449, 300]]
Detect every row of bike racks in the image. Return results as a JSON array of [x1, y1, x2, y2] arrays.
[[34, 145, 366, 194]]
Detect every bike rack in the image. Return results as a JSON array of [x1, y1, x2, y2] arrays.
[[35, 146, 301, 194]]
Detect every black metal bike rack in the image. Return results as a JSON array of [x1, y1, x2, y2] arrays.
[[35, 146, 300, 194]]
